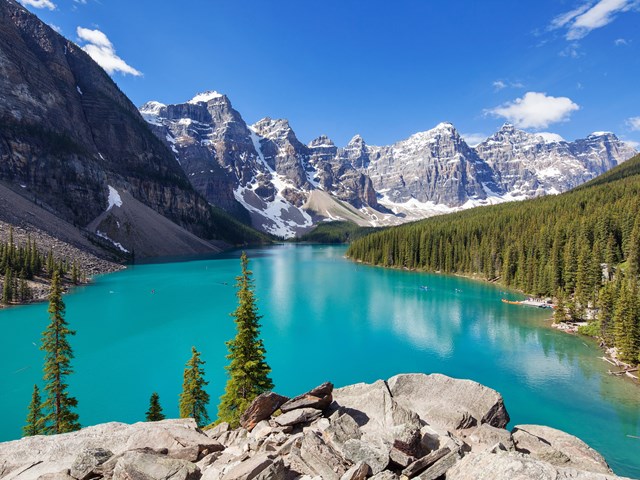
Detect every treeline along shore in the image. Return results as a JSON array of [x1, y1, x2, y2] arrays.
[[347, 154, 640, 371]]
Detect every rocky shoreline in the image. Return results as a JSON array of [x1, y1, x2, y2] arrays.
[[0, 373, 630, 480]]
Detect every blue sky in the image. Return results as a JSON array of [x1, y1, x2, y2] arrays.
[[19, 0, 640, 148]]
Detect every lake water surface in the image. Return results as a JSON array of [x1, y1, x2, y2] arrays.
[[0, 245, 638, 476]]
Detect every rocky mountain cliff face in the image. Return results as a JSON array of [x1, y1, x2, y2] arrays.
[[0, 374, 628, 480], [141, 94, 382, 237], [0, 0, 258, 257], [142, 91, 636, 237], [474, 124, 636, 198]]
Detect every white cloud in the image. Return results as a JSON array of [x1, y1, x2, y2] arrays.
[[49, 24, 62, 33], [76, 27, 142, 77], [493, 80, 525, 91], [549, 3, 592, 29], [624, 139, 639, 149], [627, 116, 640, 131], [614, 37, 629, 45], [551, 0, 639, 41], [462, 133, 488, 147], [487, 92, 580, 129], [493, 80, 507, 91], [18, 0, 56, 10]]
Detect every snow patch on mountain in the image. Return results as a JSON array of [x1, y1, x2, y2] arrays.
[[96, 230, 129, 253], [107, 186, 122, 211], [536, 132, 565, 143], [188, 91, 223, 104]]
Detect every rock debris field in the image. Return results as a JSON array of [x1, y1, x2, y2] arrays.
[[0, 374, 630, 480]]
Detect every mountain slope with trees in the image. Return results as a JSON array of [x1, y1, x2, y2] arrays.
[[347, 154, 640, 365]]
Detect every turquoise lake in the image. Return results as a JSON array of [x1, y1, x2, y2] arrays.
[[0, 245, 639, 476]]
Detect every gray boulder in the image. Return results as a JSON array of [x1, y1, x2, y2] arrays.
[[342, 438, 389, 474], [512, 425, 612, 474], [447, 451, 631, 480], [280, 382, 334, 413], [463, 423, 514, 452], [220, 453, 284, 480], [299, 431, 350, 480], [387, 373, 509, 430], [332, 379, 422, 453], [106, 450, 200, 480], [70, 447, 114, 480], [272, 408, 322, 427], [340, 461, 370, 480]]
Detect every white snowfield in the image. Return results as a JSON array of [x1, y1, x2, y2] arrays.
[[107, 185, 123, 211]]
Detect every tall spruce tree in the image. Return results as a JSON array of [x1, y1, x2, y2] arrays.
[[613, 279, 640, 363], [23, 384, 44, 436], [179, 347, 210, 426], [41, 271, 80, 434], [217, 252, 273, 427], [3, 267, 13, 304], [146, 392, 166, 421]]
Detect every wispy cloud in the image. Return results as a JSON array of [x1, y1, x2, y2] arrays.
[[614, 37, 629, 45], [461, 133, 488, 147], [550, 0, 639, 41], [487, 92, 580, 129], [627, 116, 640, 131], [549, 3, 592, 29], [493, 80, 507, 91], [492, 80, 525, 91], [17, 0, 56, 10], [76, 27, 142, 77], [559, 43, 583, 58]]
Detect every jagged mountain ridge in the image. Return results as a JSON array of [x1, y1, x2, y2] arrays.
[[141, 93, 381, 237], [141, 91, 637, 238], [0, 1, 264, 257]]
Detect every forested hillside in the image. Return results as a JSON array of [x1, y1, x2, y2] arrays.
[[347, 154, 640, 364]]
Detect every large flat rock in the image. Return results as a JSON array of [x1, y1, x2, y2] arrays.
[[387, 373, 510, 430], [0, 419, 219, 480], [447, 451, 631, 480], [512, 425, 612, 475]]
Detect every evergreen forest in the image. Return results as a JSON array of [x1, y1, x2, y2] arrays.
[[347, 154, 640, 364]]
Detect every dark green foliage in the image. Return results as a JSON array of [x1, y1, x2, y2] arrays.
[[145, 392, 165, 422], [179, 347, 210, 427], [217, 253, 274, 427], [41, 271, 80, 434], [23, 384, 44, 437], [613, 278, 639, 363], [297, 221, 382, 244], [348, 154, 640, 364], [0, 229, 83, 305]]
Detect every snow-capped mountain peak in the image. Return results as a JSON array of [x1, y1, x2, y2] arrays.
[[187, 90, 224, 104], [138, 90, 637, 238]]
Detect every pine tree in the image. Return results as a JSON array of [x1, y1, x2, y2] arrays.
[[41, 271, 80, 434], [145, 392, 165, 421], [179, 347, 210, 426], [554, 290, 567, 324], [627, 219, 640, 278], [217, 252, 274, 427], [23, 384, 44, 436], [2, 267, 12, 304], [613, 279, 640, 363]]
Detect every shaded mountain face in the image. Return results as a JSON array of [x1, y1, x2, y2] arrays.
[[141, 89, 637, 236], [0, 0, 228, 255]]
